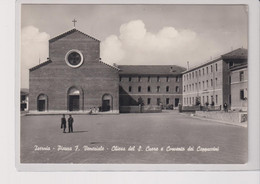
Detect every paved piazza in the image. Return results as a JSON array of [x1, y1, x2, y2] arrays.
[[20, 111, 247, 164]]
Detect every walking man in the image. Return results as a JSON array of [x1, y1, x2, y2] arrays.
[[61, 114, 66, 133], [68, 114, 74, 133]]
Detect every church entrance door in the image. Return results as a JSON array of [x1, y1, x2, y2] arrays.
[[102, 94, 113, 112], [102, 100, 110, 111], [37, 94, 48, 111], [69, 95, 79, 111], [38, 100, 45, 111]]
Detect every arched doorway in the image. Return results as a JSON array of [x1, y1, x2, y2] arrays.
[[102, 94, 113, 112], [37, 94, 48, 111], [68, 87, 80, 111]]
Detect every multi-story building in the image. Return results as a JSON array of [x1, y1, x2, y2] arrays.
[[182, 48, 247, 110], [229, 59, 248, 111], [118, 65, 186, 109]]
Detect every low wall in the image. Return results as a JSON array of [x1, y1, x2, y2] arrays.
[[120, 105, 162, 113], [195, 111, 248, 124]]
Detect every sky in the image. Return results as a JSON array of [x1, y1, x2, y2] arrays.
[[21, 4, 248, 89]]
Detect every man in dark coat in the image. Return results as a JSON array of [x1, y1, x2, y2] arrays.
[[223, 103, 228, 112], [68, 115, 74, 133], [61, 114, 66, 133]]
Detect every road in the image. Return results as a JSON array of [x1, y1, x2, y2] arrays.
[[20, 111, 247, 164]]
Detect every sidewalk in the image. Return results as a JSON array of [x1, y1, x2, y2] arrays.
[[179, 111, 247, 128]]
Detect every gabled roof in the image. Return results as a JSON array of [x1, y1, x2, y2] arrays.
[[118, 65, 186, 75], [221, 48, 247, 60], [29, 60, 52, 72], [49, 28, 100, 43]]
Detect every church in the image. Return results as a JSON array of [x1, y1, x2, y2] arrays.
[[29, 28, 120, 113], [29, 28, 185, 113]]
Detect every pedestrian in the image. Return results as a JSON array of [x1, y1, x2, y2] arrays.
[[61, 114, 66, 133], [224, 103, 228, 112], [68, 114, 74, 133]]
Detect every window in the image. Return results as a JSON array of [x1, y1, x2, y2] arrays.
[[203, 96, 205, 104], [195, 83, 197, 90], [189, 97, 191, 105], [176, 76, 179, 82], [147, 86, 151, 92], [119, 76, 122, 82], [192, 84, 194, 91], [216, 95, 218, 104], [166, 98, 170, 105], [206, 80, 208, 87], [206, 67, 208, 74], [203, 68, 205, 75], [157, 86, 160, 92], [211, 79, 213, 86], [199, 82, 201, 89], [240, 89, 245, 100], [192, 72, 194, 79], [195, 71, 198, 76], [192, 97, 194, 105], [206, 96, 209, 103], [199, 70, 201, 76], [147, 98, 151, 105], [138, 76, 141, 82], [215, 78, 217, 86], [176, 86, 179, 92], [138, 86, 141, 92], [128, 86, 132, 92], [129, 77, 132, 82], [211, 65, 213, 72], [166, 86, 169, 92], [157, 76, 160, 82], [184, 86, 186, 92], [229, 62, 234, 68], [148, 76, 151, 82], [240, 71, 244, 81], [215, 63, 218, 71], [203, 81, 205, 89], [166, 76, 169, 82], [189, 73, 191, 79]]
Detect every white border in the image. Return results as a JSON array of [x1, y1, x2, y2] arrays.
[[15, 0, 260, 172], [65, 49, 84, 68]]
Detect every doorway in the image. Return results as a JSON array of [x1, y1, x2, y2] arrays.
[[102, 94, 112, 112], [68, 87, 81, 111], [37, 94, 48, 111], [175, 98, 179, 107], [69, 95, 79, 111]]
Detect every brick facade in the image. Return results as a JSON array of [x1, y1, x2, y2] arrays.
[[29, 29, 119, 112]]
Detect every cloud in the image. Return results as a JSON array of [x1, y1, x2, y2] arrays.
[[21, 26, 50, 88], [101, 20, 222, 67]]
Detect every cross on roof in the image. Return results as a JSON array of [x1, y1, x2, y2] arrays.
[[72, 19, 77, 28]]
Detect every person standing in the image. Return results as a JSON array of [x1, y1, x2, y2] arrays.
[[68, 114, 74, 133], [224, 103, 228, 112], [61, 114, 66, 133]]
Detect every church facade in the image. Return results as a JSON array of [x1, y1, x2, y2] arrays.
[[29, 29, 120, 113]]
